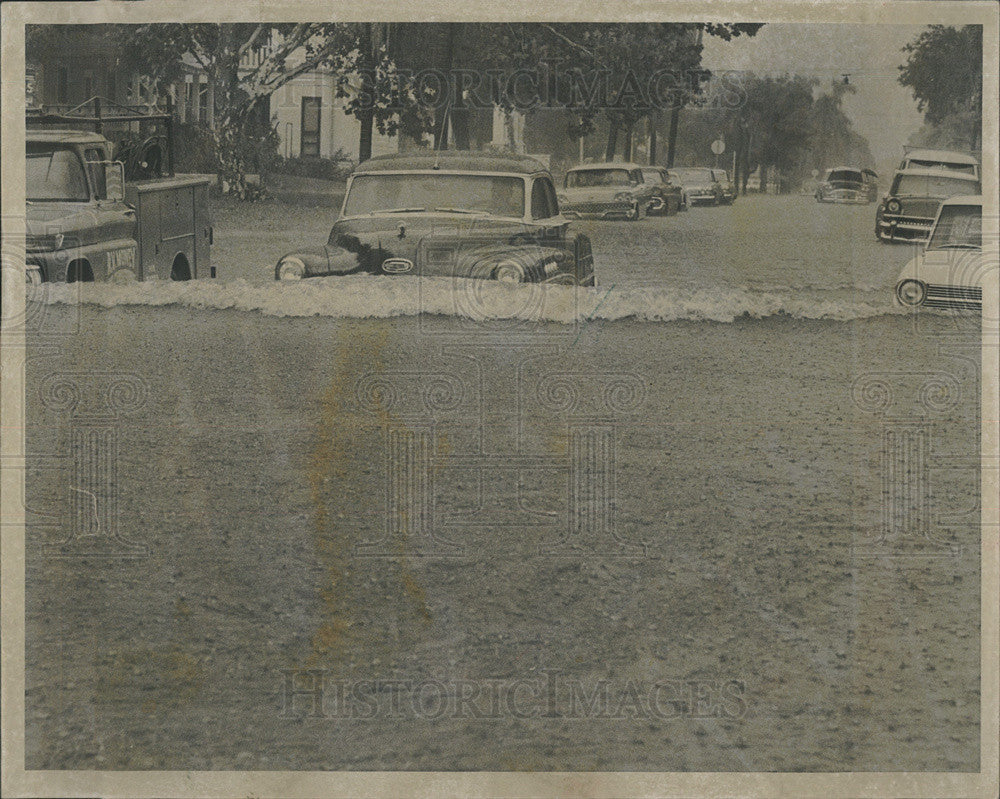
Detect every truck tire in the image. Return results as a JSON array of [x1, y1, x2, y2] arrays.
[[170, 254, 191, 281], [66, 260, 93, 283]]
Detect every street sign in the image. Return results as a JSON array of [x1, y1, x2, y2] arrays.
[[711, 139, 725, 155]]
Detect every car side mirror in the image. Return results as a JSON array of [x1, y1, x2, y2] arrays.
[[104, 162, 125, 202]]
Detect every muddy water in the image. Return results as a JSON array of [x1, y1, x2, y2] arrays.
[[24, 298, 981, 770]]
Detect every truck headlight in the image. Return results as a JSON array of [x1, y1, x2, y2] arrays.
[[493, 259, 526, 283], [277, 257, 306, 281], [896, 279, 926, 306]]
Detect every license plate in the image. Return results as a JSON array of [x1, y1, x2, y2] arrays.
[[107, 246, 136, 273]]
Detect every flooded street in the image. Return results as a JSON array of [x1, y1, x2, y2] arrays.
[[23, 190, 983, 772]]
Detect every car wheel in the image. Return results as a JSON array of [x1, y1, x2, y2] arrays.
[[26, 265, 44, 286]]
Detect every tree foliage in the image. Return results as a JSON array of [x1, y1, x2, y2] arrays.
[[898, 25, 982, 150], [673, 74, 874, 193], [28, 22, 767, 197]]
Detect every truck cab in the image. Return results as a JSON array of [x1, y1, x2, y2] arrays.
[[26, 130, 136, 283], [25, 100, 213, 284]]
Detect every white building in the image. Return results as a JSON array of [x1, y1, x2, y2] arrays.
[[268, 72, 397, 161], [166, 34, 400, 164]]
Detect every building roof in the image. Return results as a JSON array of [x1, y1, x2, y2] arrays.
[[567, 162, 647, 172], [353, 150, 548, 175], [26, 129, 108, 145]]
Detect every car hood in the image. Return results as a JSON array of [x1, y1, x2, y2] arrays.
[[283, 214, 570, 278], [896, 247, 986, 286], [26, 202, 100, 234], [331, 214, 533, 255], [885, 196, 947, 218]]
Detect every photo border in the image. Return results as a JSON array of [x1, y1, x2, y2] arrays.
[[2, 1, 997, 797]]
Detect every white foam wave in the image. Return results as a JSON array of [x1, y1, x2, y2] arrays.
[[37, 275, 908, 324]]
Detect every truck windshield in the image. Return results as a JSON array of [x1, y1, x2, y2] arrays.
[[927, 205, 981, 250], [343, 173, 525, 218], [27, 144, 90, 201]]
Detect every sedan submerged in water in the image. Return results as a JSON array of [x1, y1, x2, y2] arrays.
[[894, 195, 985, 311], [274, 151, 595, 286], [815, 167, 877, 204], [875, 168, 980, 243], [558, 163, 655, 221], [666, 167, 723, 207]]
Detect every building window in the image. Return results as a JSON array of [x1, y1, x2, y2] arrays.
[[300, 97, 321, 157]]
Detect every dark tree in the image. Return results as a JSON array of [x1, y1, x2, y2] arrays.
[[899, 25, 982, 150]]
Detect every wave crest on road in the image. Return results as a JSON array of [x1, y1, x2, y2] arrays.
[[38, 275, 908, 324]]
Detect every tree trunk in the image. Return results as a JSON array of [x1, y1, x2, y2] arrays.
[[435, 112, 450, 150], [358, 23, 374, 161], [452, 108, 471, 150], [665, 105, 680, 167], [215, 118, 263, 201], [433, 23, 459, 150], [605, 118, 619, 161], [622, 124, 633, 162], [359, 111, 374, 161], [648, 109, 659, 165], [503, 109, 518, 151]]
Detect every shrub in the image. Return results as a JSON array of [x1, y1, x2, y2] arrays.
[[267, 150, 355, 182], [172, 122, 218, 174]]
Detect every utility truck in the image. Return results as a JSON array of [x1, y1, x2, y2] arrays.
[[25, 97, 214, 284]]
